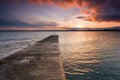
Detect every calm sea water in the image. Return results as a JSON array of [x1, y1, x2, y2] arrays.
[[0, 31, 120, 80]]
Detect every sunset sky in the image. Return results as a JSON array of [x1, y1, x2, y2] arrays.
[[0, 0, 120, 30]]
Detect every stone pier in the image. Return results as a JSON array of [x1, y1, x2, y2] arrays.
[[0, 35, 66, 80]]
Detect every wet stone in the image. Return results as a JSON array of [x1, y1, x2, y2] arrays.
[[0, 35, 66, 80]]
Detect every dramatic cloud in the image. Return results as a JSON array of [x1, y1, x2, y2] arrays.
[[26, 0, 120, 22], [1, 0, 120, 22], [0, 18, 59, 27], [82, 0, 120, 22]]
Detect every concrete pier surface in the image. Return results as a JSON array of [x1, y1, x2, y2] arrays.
[[0, 35, 66, 80]]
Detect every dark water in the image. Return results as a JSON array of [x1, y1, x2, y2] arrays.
[[0, 31, 50, 59], [0, 31, 120, 80]]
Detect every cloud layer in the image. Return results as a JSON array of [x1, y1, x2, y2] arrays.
[[1, 0, 120, 22], [26, 0, 120, 22], [0, 0, 120, 30], [0, 18, 59, 27]]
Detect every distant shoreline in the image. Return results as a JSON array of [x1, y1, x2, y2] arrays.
[[0, 30, 120, 32]]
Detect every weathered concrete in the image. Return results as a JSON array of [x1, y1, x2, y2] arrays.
[[0, 35, 66, 80]]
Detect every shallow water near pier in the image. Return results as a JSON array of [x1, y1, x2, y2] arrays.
[[0, 31, 120, 80]]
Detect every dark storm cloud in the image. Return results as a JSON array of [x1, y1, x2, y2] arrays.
[[83, 0, 120, 22], [95, 14, 120, 22], [75, 0, 120, 22], [0, 19, 59, 27]]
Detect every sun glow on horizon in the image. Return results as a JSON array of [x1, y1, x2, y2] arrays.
[[75, 24, 84, 28]]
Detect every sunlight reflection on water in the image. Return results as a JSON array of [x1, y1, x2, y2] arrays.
[[0, 31, 120, 80], [59, 31, 120, 80]]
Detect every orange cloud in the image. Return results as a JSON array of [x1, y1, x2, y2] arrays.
[[1, 0, 120, 22], [25, 0, 98, 21]]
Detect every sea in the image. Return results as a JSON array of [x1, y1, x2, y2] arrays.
[[0, 31, 120, 80]]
